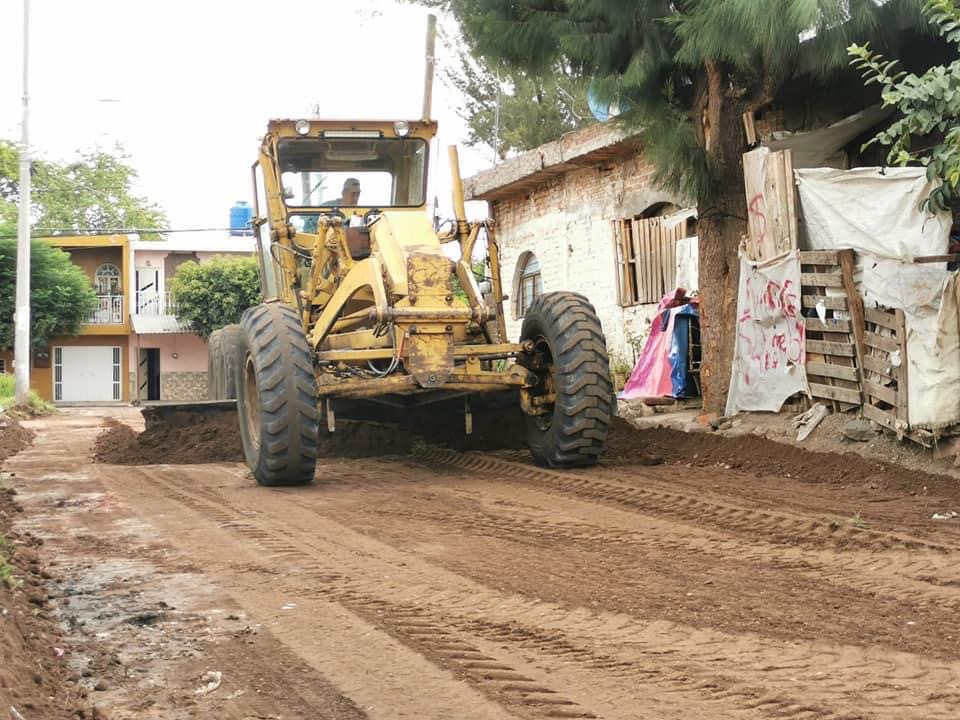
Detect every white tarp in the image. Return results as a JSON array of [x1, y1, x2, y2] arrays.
[[726, 250, 808, 416], [675, 236, 699, 292], [796, 167, 950, 260], [766, 105, 891, 168], [860, 261, 960, 428]]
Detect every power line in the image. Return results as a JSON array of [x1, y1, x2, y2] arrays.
[[0, 227, 245, 240]]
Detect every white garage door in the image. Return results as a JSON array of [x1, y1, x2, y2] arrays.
[[54, 346, 121, 402]]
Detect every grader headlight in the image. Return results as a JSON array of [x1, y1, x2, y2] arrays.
[[393, 121, 410, 137], [295, 119, 311, 136]]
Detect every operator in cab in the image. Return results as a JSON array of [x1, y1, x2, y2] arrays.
[[303, 178, 361, 233], [323, 178, 361, 207]]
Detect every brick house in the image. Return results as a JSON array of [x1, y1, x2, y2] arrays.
[[463, 122, 698, 372]]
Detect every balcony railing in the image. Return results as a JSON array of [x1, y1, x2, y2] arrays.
[[135, 291, 178, 317], [86, 295, 124, 325]]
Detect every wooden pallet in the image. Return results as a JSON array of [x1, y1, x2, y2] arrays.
[[800, 250, 865, 411], [858, 307, 942, 447], [860, 307, 908, 433]]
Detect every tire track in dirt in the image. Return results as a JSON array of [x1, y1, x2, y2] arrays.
[[362, 497, 960, 619], [81, 464, 527, 720], [145, 465, 960, 720], [396, 452, 960, 625], [145, 473, 768, 720], [139, 469, 601, 720], [414, 449, 958, 553], [589, 459, 960, 547]]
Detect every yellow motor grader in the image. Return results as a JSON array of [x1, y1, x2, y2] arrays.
[[211, 116, 613, 486]]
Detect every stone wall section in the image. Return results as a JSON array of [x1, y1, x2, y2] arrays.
[[160, 371, 208, 402]]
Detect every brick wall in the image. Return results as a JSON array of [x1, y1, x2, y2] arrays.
[[490, 153, 683, 369], [160, 371, 208, 402]]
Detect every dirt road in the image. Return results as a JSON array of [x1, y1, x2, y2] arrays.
[[6, 409, 960, 719]]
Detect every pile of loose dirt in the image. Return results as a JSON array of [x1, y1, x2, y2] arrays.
[[604, 417, 956, 492], [0, 416, 35, 466], [411, 402, 527, 452], [314, 403, 527, 458], [0, 489, 84, 718], [93, 414, 245, 465], [318, 420, 420, 457], [93, 402, 526, 466]]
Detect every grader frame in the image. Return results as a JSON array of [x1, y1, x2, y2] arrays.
[[223, 117, 612, 486]]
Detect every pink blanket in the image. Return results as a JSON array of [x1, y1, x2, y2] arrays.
[[620, 292, 696, 400]]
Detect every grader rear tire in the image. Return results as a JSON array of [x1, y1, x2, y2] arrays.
[[520, 292, 613, 467], [207, 329, 223, 400], [235, 303, 319, 486], [220, 324, 243, 400]]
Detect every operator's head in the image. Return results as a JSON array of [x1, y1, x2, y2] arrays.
[[341, 178, 361, 206]]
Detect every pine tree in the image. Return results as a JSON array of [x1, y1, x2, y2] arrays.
[[442, 40, 591, 158], [429, 0, 926, 411]]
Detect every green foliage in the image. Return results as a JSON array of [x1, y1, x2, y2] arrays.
[[169, 257, 261, 339], [0, 533, 20, 589], [849, 0, 960, 212], [0, 389, 56, 416], [423, 0, 923, 201], [452, 260, 488, 302], [0, 141, 167, 238], [0, 239, 98, 351], [0, 374, 12, 399]]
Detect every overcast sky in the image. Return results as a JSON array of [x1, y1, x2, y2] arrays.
[[0, 0, 493, 231]]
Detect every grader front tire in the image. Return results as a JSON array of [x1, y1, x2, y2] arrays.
[[235, 303, 319, 486], [520, 292, 613, 468]]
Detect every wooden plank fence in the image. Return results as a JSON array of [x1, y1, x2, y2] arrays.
[[615, 215, 688, 305]]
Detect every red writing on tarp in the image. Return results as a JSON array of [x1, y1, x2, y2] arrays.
[[737, 274, 805, 386]]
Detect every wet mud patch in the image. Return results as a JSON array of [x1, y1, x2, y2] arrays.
[[0, 487, 84, 718]]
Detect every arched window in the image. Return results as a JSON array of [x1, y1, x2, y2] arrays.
[[517, 253, 542, 317], [95, 263, 121, 295]]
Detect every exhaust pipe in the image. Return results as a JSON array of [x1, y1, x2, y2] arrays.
[[422, 14, 437, 122]]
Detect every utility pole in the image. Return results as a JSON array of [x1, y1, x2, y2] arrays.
[[14, 0, 31, 403]]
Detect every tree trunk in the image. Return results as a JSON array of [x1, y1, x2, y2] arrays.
[[696, 88, 748, 415]]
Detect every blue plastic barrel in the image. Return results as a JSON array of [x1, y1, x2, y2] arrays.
[[229, 201, 254, 236]]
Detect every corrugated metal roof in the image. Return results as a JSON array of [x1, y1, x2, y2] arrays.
[[131, 315, 192, 335]]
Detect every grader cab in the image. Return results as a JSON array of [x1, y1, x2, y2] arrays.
[[210, 117, 613, 486]]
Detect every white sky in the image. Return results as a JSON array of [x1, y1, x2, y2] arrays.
[[0, 0, 493, 231]]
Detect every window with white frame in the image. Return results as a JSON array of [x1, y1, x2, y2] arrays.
[[516, 253, 543, 318], [112, 347, 121, 400], [95, 263, 122, 295], [53, 347, 63, 401]]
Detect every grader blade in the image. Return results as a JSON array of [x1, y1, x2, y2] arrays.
[[140, 401, 237, 433]]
